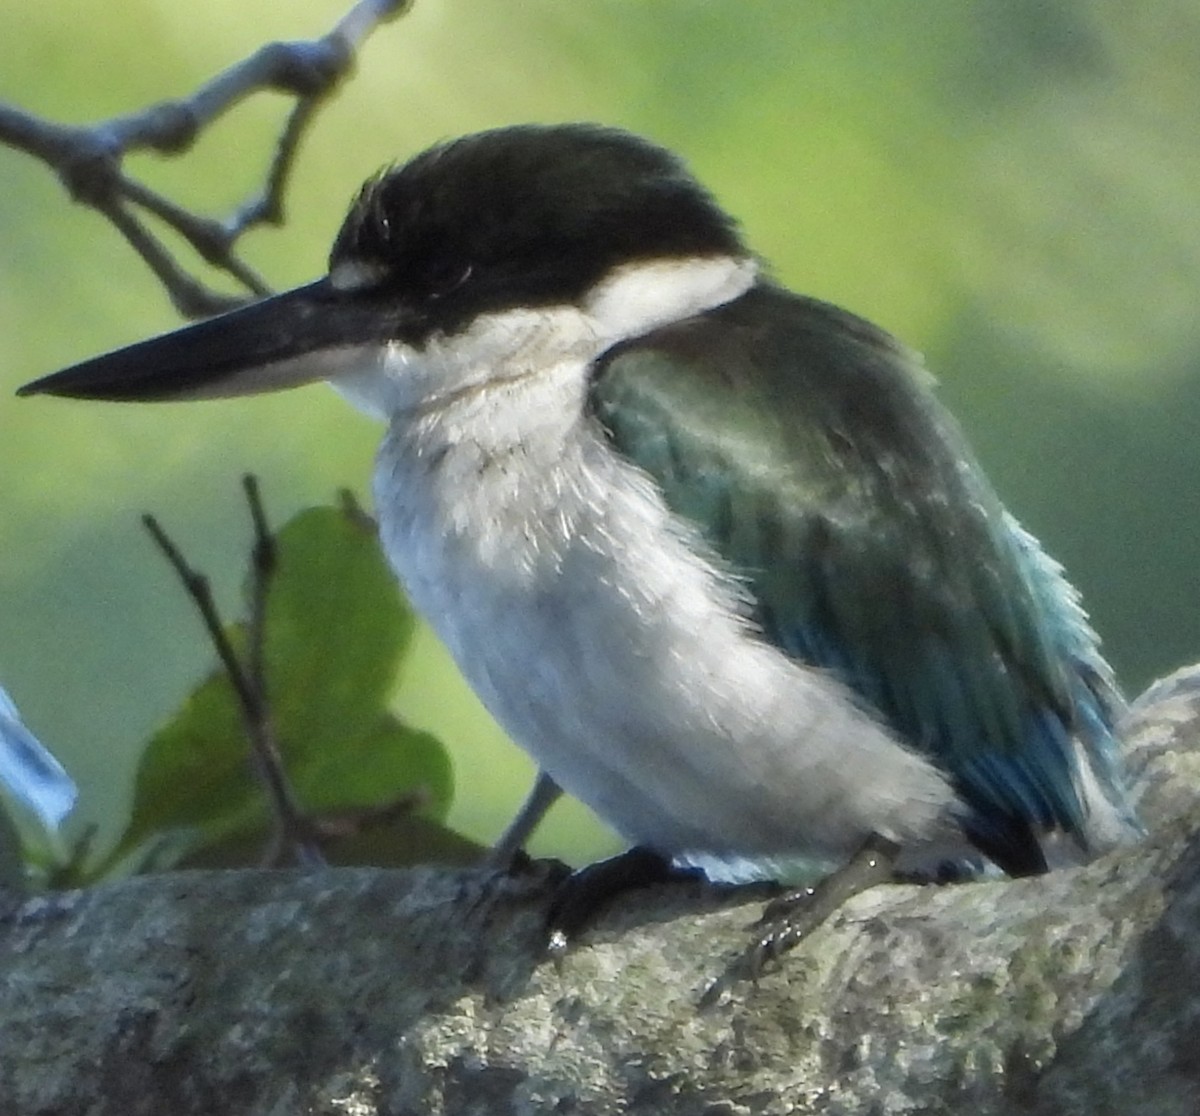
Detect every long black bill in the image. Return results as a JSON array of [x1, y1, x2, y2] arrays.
[[17, 278, 403, 402]]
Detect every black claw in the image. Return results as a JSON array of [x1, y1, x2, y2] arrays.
[[546, 846, 702, 950]]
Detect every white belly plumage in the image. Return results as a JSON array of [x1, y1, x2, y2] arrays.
[[370, 363, 961, 876]]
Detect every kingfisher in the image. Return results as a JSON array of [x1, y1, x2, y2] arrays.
[[20, 124, 1138, 931]]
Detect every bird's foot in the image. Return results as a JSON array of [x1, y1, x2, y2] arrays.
[[546, 846, 704, 956], [699, 833, 900, 1008]]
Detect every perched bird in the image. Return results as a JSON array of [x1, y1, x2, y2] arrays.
[[20, 124, 1138, 913]]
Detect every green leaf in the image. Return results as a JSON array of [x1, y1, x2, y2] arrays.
[[295, 711, 453, 820], [97, 500, 455, 877], [263, 505, 416, 759], [111, 664, 256, 863]]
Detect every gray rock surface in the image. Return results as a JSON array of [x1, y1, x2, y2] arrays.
[[2, 666, 1199, 1115]]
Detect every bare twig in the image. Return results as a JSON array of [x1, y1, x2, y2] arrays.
[[241, 474, 276, 704], [0, 0, 410, 318], [142, 496, 324, 869]]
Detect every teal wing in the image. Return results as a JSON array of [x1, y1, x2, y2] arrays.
[[588, 284, 1131, 873]]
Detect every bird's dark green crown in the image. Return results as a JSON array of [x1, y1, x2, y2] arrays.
[[330, 124, 747, 338]]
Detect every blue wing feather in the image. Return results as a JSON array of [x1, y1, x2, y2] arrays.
[[590, 284, 1136, 872]]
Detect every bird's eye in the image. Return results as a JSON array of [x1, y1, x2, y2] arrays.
[[426, 262, 473, 301]]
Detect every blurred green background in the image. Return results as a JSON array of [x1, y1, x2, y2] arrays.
[[2, 0, 1198, 868]]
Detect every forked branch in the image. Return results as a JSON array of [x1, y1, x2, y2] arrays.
[[0, 0, 410, 318]]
